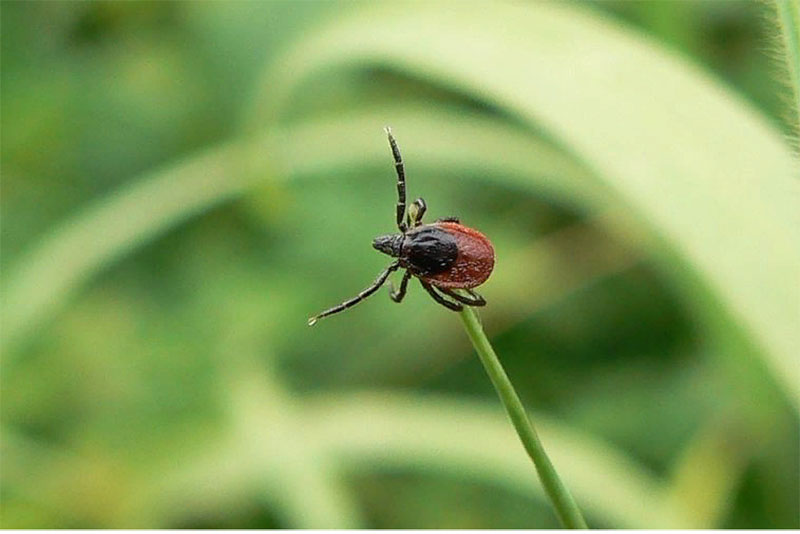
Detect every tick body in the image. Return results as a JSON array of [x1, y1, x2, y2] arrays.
[[309, 128, 495, 325], [374, 222, 494, 288]]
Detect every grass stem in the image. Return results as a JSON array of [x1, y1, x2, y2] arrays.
[[458, 305, 588, 529]]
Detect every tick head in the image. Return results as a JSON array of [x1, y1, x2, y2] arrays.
[[372, 233, 403, 257]]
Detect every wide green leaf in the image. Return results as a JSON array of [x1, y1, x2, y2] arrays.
[[250, 1, 800, 407]]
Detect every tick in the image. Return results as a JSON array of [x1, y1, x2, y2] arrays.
[[308, 128, 495, 326]]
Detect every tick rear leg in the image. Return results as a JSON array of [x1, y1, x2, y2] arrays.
[[440, 288, 486, 306], [389, 270, 412, 302], [420, 280, 462, 311], [407, 198, 427, 228], [309, 261, 400, 325], [385, 127, 407, 232]]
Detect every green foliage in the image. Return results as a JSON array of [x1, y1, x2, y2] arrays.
[[1, 1, 798, 528]]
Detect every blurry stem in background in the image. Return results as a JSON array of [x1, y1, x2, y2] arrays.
[[458, 305, 588, 529]]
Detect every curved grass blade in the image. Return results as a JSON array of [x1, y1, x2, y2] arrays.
[[302, 391, 691, 528], [248, 1, 800, 409], [1, 107, 589, 358]]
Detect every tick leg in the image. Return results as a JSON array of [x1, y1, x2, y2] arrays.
[[436, 216, 460, 223], [385, 127, 407, 232], [309, 261, 400, 325], [390, 270, 412, 303], [420, 280, 462, 311], [440, 288, 486, 306], [407, 197, 427, 227]]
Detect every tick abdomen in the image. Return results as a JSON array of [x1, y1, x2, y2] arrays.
[[420, 222, 495, 289]]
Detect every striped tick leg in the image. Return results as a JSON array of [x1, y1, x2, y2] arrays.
[[385, 127, 407, 232], [440, 288, 486, 307], [390, 270, 413, 303], [309, 261, 400, 325], [420, 280, 463, 311]]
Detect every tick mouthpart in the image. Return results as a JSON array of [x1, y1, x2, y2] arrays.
[[372, 233, 403, 257]]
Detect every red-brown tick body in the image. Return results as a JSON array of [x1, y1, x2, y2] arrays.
[[308, 128, 494, 326], [424, 222, 495, 288]]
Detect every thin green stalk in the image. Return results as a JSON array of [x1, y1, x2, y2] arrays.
[[458, 305, 588, 529]]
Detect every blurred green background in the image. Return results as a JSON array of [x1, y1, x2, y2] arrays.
[[1, 0, 798, 529]]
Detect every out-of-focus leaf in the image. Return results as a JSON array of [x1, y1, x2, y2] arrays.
[[1, 141, 258, 354], [121, 383, 692, 528], [249, 1, 800, 408], [1, 107, 589, 358], [301, 391, 688, 528]]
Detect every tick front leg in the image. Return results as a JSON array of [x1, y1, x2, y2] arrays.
[[389, 270, 412, 303], [420, 280, 462, 311], [309, 261, 400, 325], [439, 288, 486, 306], [385, 127, 407, 232]]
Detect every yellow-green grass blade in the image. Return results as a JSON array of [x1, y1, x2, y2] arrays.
[[249, 1, 800, 408]]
